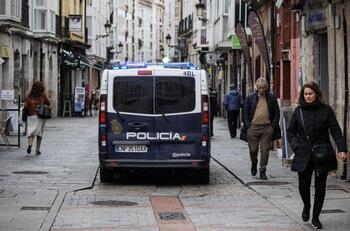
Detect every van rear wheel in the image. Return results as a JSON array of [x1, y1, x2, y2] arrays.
[[100, 167, 114, 182], [197, 167, 210, 184]]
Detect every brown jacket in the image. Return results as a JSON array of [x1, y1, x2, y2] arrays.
[[25, 95, 51, 116]]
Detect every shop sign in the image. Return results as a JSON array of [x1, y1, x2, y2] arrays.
[[231, 35, 241, 49], [74, 87, 85, 113], [1, 47, 10, 58], [305, 9, 326, 31], [1, 89, 15, 100], [63, 52, 80, 69], [69, 15, 82, 32]]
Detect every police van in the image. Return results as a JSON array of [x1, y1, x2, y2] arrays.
[[98, 62, 211, 183]]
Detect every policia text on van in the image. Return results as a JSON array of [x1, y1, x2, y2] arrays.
[[98, 62, 211, 183]]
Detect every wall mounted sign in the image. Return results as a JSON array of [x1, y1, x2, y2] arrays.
[[63, 51, 80, 69], [69, 15, 82, 32], [305, 8, 326, 31]]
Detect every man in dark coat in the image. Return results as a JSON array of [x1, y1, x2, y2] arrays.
[[223, 85, 244, 138], [240, 78, 281, 180]]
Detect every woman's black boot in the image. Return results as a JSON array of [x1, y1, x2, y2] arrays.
[[312, 217, 323, 229], [302, 205, 310, 222]]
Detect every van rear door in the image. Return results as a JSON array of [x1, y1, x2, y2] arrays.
[[153, 70, 202, 161], [108, 76, 156, 161]]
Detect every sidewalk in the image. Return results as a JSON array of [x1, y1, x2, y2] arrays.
[[0, 116, 99, 231], [212, 117, 350, 231]]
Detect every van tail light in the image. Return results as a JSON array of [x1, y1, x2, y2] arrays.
[[201, 95, 209, 124], [100, 111, 106, 124], [99, 95, 107, 125], [201, 135, 208, 147], [100, 95, 107, 112], [101, 135, 107, 146], [99, 94, 107, 149]]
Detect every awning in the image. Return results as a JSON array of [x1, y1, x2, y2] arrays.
[[80, 55, 104, 71]]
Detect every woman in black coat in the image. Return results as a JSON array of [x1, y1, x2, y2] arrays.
[[287, 82, 347, 229]]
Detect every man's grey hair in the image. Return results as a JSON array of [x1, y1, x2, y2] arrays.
[[255, 78, 269, 89]]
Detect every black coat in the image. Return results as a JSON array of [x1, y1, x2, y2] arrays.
[[287, 104, 347, 172], [240, 91, 281, 142]]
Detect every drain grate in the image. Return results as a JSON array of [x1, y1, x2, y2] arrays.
[[21, 206, 50, 211], [246, 181, 290, 186], [13, 171, 48, 174], [91, 200, 138, 207], [321, 209, 345, 214], [159, 212, 186, 220]]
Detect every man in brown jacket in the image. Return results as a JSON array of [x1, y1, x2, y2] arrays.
[[240, 78, 281, 180]]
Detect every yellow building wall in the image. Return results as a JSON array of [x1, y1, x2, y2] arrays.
[[61, 0, 86, 43]]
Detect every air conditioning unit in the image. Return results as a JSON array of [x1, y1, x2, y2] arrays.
[[281, 49, 290, 61]]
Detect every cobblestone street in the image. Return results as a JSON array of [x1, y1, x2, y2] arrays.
[[1, 116, 350, 230]]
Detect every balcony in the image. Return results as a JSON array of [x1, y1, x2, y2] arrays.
[[178, 14, 193, 36]]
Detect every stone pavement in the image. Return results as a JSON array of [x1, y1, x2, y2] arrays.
[[0, 117, 99, 231], [212, 117, 350, 231], [1, 116, 349, 231]]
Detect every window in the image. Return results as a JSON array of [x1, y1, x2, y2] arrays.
[[0, 0, 6, 15], [50, 11, 55, 32], [225, 0, 230, 14], [86, 16, 92, 37], [113, 77, 195, 114], [155, 77, 195, 114], [35, 0, 45, 6], [11, 0, 21, 19], [87, 0, 92, 6], [34, 9, 46, 30], [114, 77, 153, 114]]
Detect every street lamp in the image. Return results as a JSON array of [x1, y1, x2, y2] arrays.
[[165, 34, 177, 48], [160, 46, 164, 56], [195, 0, 209, 23], [96, 20, 112, 40], [166, 34, 171, 46], [116, 42, 123, 54]]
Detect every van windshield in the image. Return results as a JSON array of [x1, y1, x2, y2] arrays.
[[113, 76, 195, 114]]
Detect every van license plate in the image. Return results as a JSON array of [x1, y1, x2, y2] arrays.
[[115, 145, 148, 153]]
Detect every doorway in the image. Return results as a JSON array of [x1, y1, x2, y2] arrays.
[[316, 33, 329, 102]]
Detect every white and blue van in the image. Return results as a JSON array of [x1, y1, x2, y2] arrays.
[[98, 62, 211, 183]]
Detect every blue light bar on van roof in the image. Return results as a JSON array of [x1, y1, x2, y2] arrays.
[[111, 62, 197, 70]]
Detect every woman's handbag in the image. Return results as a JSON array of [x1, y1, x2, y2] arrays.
[[299, 109, 335, 163], [22, 107, 28, 122], [36, 104, 51, 119]]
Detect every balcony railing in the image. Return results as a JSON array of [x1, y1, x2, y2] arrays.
[[178, 14, 193, 36]]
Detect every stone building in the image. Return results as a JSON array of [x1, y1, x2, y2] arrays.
[[0, 0, 59, 116]]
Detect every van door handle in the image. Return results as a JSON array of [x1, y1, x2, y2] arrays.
[[128, 122, 147, 129]]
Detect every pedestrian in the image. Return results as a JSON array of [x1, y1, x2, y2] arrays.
[[223, 85, 244, 138], [287, 81, 347, 229], [240, 78, 281, 180], [24, 81, 51, 155], [209, 87, 218, 137]]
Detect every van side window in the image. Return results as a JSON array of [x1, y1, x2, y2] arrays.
[[155, 77, 195, 114], [113, 77, 153, 114]]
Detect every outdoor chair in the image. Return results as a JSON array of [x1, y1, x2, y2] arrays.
[[0, 117, 12, 148]]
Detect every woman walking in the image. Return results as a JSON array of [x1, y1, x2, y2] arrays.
[[24, 81, 51, 155], [287, 82, 347, 229]]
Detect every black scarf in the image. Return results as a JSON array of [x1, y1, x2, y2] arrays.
[[300, 99, 323, 109]]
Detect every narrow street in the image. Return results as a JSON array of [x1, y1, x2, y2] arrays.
[[1, 116, 350, 230]]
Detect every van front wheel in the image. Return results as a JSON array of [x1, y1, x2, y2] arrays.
[[197, 167, 210, 184], [100, 167, 114, 182]]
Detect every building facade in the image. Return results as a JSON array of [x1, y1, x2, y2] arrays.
[[0, 0, 60, 116]]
